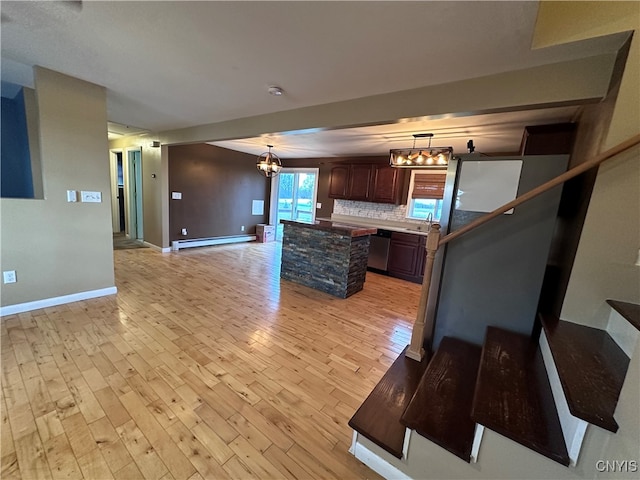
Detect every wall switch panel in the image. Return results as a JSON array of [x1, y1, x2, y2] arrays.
[[80, 191, 102, 203], [3, 271, 17, 284], [67, 190, 77, 202], [172, 192, 182, 200]]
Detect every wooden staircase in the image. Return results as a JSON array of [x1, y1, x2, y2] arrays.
[[348, 300, 639, 478], [401, 337, 482, 463], [472, 327, 569, 466], [348, 346, 429, 459]]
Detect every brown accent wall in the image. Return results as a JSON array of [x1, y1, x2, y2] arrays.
[[168, 144, 269, 242]]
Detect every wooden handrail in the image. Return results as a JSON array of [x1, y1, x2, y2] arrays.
[[439, 133, 640, 247]]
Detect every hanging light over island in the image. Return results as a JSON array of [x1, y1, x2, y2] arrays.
[[390, 133, 452, 168]]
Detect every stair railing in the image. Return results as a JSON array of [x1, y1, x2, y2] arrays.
[[406, 133, 640, 362]]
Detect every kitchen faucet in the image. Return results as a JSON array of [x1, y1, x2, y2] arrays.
[[424, 212, 433, 232]]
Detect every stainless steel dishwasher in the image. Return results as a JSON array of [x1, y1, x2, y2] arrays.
[[367, 229, 392, 271]]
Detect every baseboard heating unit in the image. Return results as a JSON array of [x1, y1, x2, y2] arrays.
[[171, 235, 256, 251]]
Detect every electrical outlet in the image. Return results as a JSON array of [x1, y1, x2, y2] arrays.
[[241, 225, 245, 232], [181, 228, 187, 235], [3, 270, 17, 284]]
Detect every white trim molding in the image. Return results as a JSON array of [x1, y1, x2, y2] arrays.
[[0, 286, 117, 317], [470, 424, 484, 463], [349, 431, 412, 480], [606, 308, 638, 358], [539, 330, 588, 466], [143, 241, 172, 253]]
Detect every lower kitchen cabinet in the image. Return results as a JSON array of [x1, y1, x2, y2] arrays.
[[387, 232, 426, 284]]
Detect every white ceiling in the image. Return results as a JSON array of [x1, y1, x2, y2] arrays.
[[210, 105, 581, 158], [1, 1, 626, 157]]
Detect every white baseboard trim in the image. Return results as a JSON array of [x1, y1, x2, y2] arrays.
[[143, 241, 172, 253], [0, 286, 117, 317], [349, 432, 412, 480]]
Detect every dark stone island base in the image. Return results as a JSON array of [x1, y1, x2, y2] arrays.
[[280, 220, 376, 298]]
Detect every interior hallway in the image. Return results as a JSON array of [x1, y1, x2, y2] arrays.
[[1, 241, 420, 479]]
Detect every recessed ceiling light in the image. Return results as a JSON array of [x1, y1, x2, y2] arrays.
[[268, 86, 284, 96]]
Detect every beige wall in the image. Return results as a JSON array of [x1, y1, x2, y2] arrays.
[[109, 135, 165, 248], [542, 1, 640, 325], [0, 68, 115, 307], [159, 55, 615, 146]]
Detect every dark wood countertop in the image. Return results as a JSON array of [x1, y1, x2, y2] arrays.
[[280, 219, 377, 238]]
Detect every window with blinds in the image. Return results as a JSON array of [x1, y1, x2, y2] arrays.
[[411, 173, 446, 199], [406, 170, 447, 220]]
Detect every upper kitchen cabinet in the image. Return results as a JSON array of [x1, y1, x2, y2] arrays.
[[328, 162, 405, 204], [371, 164, 405, 204], [348, 164, 374, 200], [328, 165, 350, 198]]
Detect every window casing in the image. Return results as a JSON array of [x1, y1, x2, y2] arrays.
[[406, 170, 447, 221]]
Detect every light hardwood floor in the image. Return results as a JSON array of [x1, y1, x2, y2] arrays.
[[1, 241, 421, 479]]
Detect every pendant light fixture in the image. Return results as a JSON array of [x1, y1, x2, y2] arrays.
[[390, 133, 452, 168], [256, 144, 282, 178]]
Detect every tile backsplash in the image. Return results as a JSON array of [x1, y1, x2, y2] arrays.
[[334, 200, 418, 223]]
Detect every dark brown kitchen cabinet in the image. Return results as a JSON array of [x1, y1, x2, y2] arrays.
[[348, 164, 373, 200], [328, 165, 350, 199], [328, 162, 405, 204], [388, 231, 426, 284], [371, 164, 404, 204]]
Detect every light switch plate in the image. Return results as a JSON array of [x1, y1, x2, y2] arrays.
[[172, 192, 182, 200], [67, 190, 77, 202], [81, 191, 102, 203]]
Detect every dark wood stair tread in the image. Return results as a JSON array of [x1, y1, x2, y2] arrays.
[[540, 313, 630, 432], [607, 299, 640, 331], [471, 327, 570, 466], [348, 345, 429, 458], [401, 337, 482, 462]]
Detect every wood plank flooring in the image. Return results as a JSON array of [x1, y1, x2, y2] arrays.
[[1, 241, 421, 479]]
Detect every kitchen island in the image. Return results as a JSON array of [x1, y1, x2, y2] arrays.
[[280, 219, 377, 298]]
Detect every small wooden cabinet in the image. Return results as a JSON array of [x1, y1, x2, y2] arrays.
[[371, 164, 404, 203], [349, 164, 373, 201], [328, 162, 405, 204], [328, 165, 350, 199], [388, 231, 426, 284]]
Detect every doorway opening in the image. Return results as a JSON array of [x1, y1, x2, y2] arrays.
[[270, 168, 319, 241], [127, 148, 143, 240], [109, 150, 125, 233]]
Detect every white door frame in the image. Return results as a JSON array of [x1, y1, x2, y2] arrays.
[[269, 168, 319, 225]]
